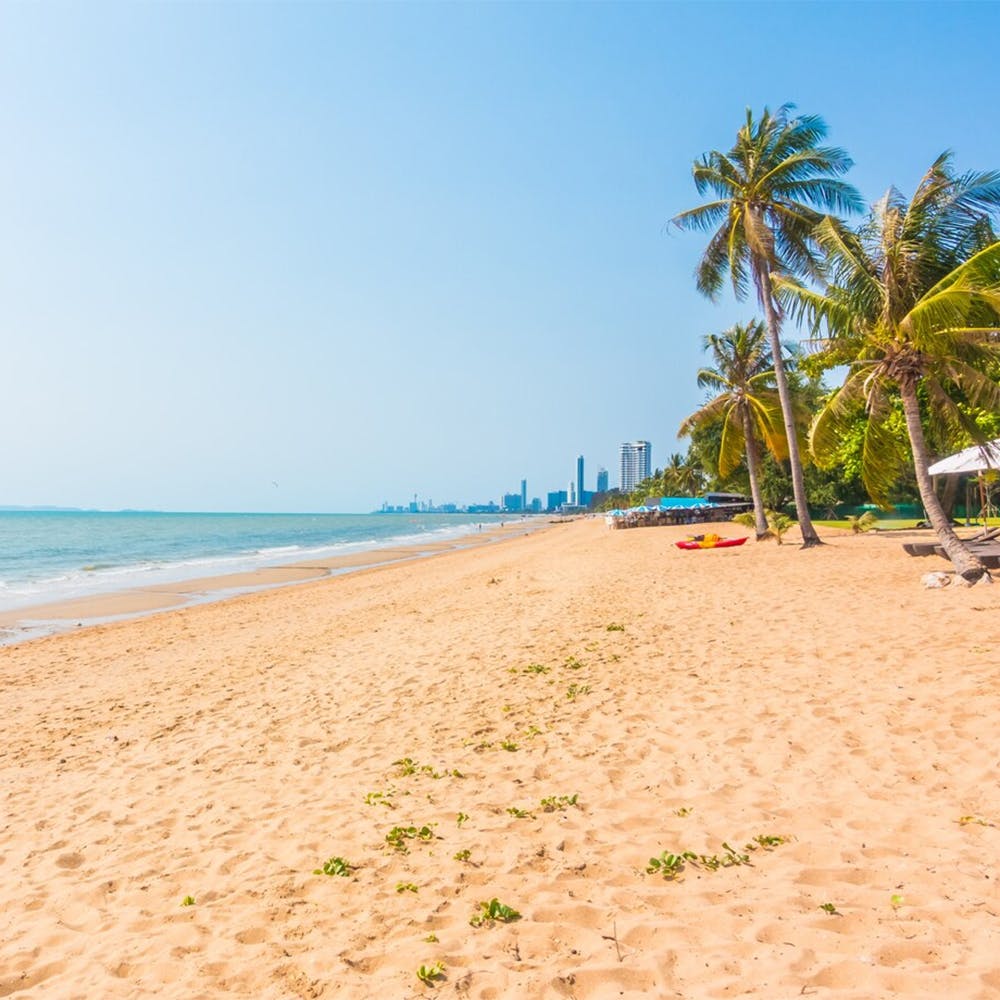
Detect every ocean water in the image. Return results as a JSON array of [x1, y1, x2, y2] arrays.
[[0, 510, 509, 615]]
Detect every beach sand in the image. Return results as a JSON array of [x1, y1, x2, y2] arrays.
[[1, 517, 998, 999]]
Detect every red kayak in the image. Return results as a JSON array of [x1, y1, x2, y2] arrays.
[[675, 535, 748, 550]]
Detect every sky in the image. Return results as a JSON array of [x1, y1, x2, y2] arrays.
[[3, 1, 1000, 513]]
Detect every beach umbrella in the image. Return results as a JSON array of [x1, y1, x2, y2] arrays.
[[928, 439, 1000, 476]]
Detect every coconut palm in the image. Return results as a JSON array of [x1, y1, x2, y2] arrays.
[[662, 452, 705, 497], [777, 153, 1000, 582], [672, 104, 862, 546], [679, 320, 789, 539]]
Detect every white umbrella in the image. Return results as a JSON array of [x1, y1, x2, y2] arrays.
[[928, 439, 1000, 476]]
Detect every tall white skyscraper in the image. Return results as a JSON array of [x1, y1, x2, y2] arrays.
[[620, 441, 652, 491]]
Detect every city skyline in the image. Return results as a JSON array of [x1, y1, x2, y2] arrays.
[[381, 441, 651, 513]]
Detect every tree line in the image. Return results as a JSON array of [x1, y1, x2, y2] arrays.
[[608, 105, 1000, 583]]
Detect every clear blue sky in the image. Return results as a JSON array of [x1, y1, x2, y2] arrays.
[[3, 2, 999, 512]]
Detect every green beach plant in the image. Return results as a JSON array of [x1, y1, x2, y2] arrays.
[[819, 902, 841, 915], [647, 852, 692, 880], [416, 961, 446, 985], [396, 882, 419, 893], [846, 511, 878, 534], [385, 825, 436, 853], [313, 856, 353, 877], [453, 849, 472, 862], [539, 794, 579, 812], [765, 510, 794, 544], [181, 895, 196, 906], [469, 898, 521, 927], [506, 806, 533, 819], [522, 663, 550, 674]]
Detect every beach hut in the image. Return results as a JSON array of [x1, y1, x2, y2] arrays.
[[928, 439, 1000, 526]]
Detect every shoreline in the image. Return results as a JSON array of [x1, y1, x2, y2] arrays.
[[0, 517, 555, 646]]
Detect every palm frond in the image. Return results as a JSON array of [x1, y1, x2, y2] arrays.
[[809, 371, 868, 464], [678, 394, 732, 438], [717, 406, 747, 478], [671, 200, 732, 234]]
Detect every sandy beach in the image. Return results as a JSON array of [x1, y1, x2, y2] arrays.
[[1, 517, 999, 999]]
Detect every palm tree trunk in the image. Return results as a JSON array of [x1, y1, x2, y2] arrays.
[[741, 406, 770, 539], [899, 380, 989, 583], [752, 256, 821, 547]]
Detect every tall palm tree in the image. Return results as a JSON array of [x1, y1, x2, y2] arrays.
[[679, 320, 789, 539], [673, 104, 862, 546], [777, 154, 1000, 582]]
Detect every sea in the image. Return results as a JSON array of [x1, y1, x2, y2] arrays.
[[0, 510, 510, 616]]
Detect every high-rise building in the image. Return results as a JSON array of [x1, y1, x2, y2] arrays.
[[596, 467, 609, 493], [576, 455, 584, 504], [547, 490, 567, 511], [520, 479, 527, 511], [620, 441, 652, 491], [503, 492, 523, 512]]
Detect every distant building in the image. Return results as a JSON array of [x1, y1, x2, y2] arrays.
[[620, 441, 652, 492], [530, 497, 542, 513], [576, 456, 585, 504], [520, 478, 527, 511], [503, 493, 523, 513], [547, 490, 567, 512], [596, 467, 609, 493]]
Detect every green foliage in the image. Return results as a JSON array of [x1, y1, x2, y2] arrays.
[[416, 961, 446, 985], [540, 794, 579, 812], [364, 789, 396, 808], [563, 656, 584, 670], [846, 511, 878, 533], [779, 154, 1000, 522], [453, 849, 472, 862], [393, 758, 460, 780], [647, 851, 692, 880], [606, 623, 625, 632], [819, 902, 841, 915], [506, 806, 533, 819], [456, 812, 469, 827], [647, 836, 786, 881], [396, 882, 419, 893], [522, 663, 549, 674], [499, 739, 519, 752], [313, 856, 353, 877], [766, 510, 794, 543], [424, 933, 438, 942], [385, 825, 436, 853], [180, 895, 196, 907], [566, 683, 591, 700], [469, 898, 521, 927]]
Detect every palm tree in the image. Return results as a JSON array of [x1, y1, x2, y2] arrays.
[[673, 104, 863, 546], [679, 320, 789, 539], [662, 452, 705, 497], [777, 154, 1000, 582]]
